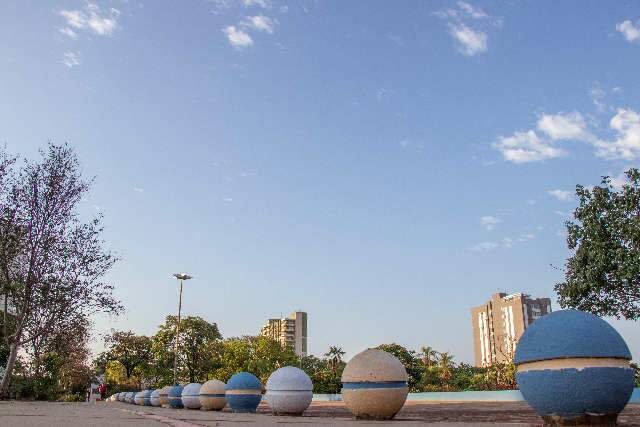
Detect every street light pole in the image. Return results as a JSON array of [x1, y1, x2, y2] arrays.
[[172, 273, 192, 385]]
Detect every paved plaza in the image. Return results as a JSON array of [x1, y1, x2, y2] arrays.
[[0, 401, 639, 426]]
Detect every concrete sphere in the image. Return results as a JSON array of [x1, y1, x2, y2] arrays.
[[118, 392, 125, 402], [125, 392, 133, 403], [134, 391, 145, 405], [115, 393, 122, 402], [199, 379, 227, 411], [265, 366, 313, 415], [182, 383, 202, 409], [225, 372, 262, 413], [515, 310, 635, 425], [341, 348, 408, 420], [168, 385, 184, 409], [128, 392, 136, 404], [150, 389, 161, 407], [142, 390, 153, 406], [159, 386, 171, 407]]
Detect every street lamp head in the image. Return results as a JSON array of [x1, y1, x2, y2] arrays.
[[173, 273, 193, 281]]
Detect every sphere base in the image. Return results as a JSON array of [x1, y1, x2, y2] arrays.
[[542, 413, 619, 426]]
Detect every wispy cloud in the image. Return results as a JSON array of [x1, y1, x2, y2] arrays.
[[435, 1, 499, 57], [480, 215, 500, 231], [548, 189, 572, 201], [223, 25, 254, 48], [537, 112, 594, 142], [59, 27, 77, 39], [241, 15, 276, 33], [62, 52, 81, 67], [493, 130, 566, 164], [60, 3, 120, 36], [494, 106, 640, 163], [243, 0, 272, 8], [616, 20, 640, 43], [132, 187, 144, 193], [594, 108, 640, 160], [471, 241, 498, 252], [448, 23, 487, 56]]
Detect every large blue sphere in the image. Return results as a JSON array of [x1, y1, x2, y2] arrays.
[[142, 390, 153, 406], [514, 310, 635, 424], [225, 372, 262, 413], [168, 385, 184, 409]]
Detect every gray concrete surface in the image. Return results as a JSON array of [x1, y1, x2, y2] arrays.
[[1, 400, 639, 426]]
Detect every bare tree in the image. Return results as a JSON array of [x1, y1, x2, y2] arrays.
[[0, 144, 122, 396]]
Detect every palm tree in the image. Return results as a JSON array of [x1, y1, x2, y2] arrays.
[[420, 346, 438, 368], [438, 352, 455, 390], [324, 346, 345, 375]]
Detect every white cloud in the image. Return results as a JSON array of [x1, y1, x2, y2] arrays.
[[435, 2, 497, 56], [59, 27, 77, 39], [223, 25, 254, 48], [60, 3, 120, 36], [480, 215, 500, 231], [132, 187, 144, 193], [457, 1, 488, 19], [616, 20, 640, 43], [223, 197, 233, 202], [62, 52, 81, 67], [471, 241, 498, 252], [548, 189, 572, 201], [448, 23, 487, 56], [494, 130, 566, 164], [517, 233, 535, 242], [537, 112, 593, 142], [594, 108, 640, 160], [243, 0, 272, 8], [241, 15, 275, 33]]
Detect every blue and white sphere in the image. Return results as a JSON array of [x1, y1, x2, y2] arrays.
[[142, 390, 153, 406], [134, 391, 145, 405], [515, 310, 635, 425], [116, 392, 122, 402], [265, 366, 313, 415], [225, 372, 262, 413], [341, 348, 408, 420], [168, 385, 184, 409], [199, 379, 226, 411], [119, 392, 126, 402], [150, 389, 161, 407], [126, 392, 135, 403], [182, 383, 202, 409]]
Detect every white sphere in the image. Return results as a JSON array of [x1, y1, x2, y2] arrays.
[[150, 389, 161, 407], [199, 380, 226, 411], [265, 366, 313, 415], [182, 383, 202, 409], [134, 391, 145, 406]]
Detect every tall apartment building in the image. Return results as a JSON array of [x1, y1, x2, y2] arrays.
[[471, 292, 552, 367], [260, 311, 308, 357]]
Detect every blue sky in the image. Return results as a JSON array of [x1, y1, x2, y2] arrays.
[[2, 0, 640, 364]]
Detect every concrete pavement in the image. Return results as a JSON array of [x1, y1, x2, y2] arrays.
[[1, 400, 639, 426]]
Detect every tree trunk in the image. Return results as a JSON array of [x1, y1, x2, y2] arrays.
[[1, 341, 19, 397]]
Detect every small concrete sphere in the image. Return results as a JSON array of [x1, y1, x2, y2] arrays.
[[159, 386, 171, 407], [168, 385, 184, 409], [115, 393, 122, 402], [225, 372, 262, 413], [118, 392, 125, 402], [182, 383, 202, 409], [127, 392, 136, 404], [515, 310, 635, 425], [199, 379, 227, 411], [150, 389, 161, 407], [341, 348, 409, 420], [134, 391, 145, 406], [265, 366, 313, 415], [142, 390, 153, 406]]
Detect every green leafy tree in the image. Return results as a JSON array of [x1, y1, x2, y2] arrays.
[[556, 169, 640, 319], [323, 346, 345, 375], [152, 316, 222, 384], [214, 335, 296, 384], [98, 330, 153, 388], [376, 343, 423, 391]]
